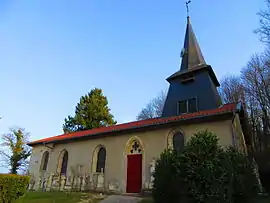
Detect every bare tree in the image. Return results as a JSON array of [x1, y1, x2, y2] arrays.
[[219, 75, 245, 104], [218, 52, 270, 152], [242, 53, 270, 150], [245, 52, 270, 192], [242, 54, 270, 108], [255, 0, 270, 44], [0, 127, 31, 174], [137, 90, 167, 120]]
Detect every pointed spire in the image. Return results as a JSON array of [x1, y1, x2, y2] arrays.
[[179, 16, 206, 72]]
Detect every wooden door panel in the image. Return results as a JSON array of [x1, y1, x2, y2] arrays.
[[126, 154, 142, 193]]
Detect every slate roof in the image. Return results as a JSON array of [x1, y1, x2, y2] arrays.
[[166, 64, 220, 86], [179, 16, 206, 72], [28, 102, 240, 146], [166, 17, 220, 87]]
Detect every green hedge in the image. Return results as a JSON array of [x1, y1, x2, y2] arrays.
[[153, 130, 259, 203], [0, 174, 30, 203], [152, 149, 181, 203]]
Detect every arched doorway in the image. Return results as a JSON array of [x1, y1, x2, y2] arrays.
[[125, 137, 143, 193]]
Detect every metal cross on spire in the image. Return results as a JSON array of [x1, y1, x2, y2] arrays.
[[185, 0, 191, 17]]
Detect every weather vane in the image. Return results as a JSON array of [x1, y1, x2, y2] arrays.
[[186, 0, 191, 17]]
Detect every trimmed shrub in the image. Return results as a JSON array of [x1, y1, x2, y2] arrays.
[[153, 130, 259, 203], [152, 149, 181, 203], [225, 147, 259, 201], [178, 130, 232, 203], [0, 174, 30, 203]]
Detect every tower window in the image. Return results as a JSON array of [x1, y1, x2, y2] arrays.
[[178, 98, 197, 114], [188, 98, 197, 113], [179, 101, 187, 114]]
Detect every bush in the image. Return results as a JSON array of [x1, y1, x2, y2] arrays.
[[0, 174, 30, 203], [225, 147, 259, 201], [152, 149, 181, 203], [178, 130, 232, 203], [254, 148, 270, 192], [153, 130, 259, 203]]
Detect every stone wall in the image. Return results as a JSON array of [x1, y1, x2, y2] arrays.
[[28, 159, 157, 193], [28, 172, 106, 192]]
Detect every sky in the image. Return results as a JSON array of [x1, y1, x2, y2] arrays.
[[0, 1, 266, 172]]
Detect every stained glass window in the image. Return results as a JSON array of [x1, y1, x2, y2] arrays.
[[129, 141, 142, 154]]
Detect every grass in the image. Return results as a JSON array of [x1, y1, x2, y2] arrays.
[[138, 198, 153, 203], [15, 191, 104, 203], [14, 192, 270, 203]]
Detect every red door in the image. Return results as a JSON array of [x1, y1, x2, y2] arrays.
[[126, 154, 142, 193]]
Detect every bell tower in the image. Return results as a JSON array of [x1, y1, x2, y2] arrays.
[[161, 14, 221, 117]]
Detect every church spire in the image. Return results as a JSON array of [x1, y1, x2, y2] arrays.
[[161, 3, 221, 118], [179, 16, 206, 72]]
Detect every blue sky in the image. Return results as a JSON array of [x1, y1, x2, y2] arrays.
[[0, 1, 266, 172]]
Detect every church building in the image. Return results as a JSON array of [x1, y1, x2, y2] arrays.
[[27, 16, 250, 194]]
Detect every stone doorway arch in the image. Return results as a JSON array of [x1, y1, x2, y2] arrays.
[[125, 136, 144, 193]]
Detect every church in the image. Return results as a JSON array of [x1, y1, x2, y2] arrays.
[[27, 16, 250, 194]]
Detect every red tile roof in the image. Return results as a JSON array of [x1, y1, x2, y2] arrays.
[[28, 102, 239, 146]]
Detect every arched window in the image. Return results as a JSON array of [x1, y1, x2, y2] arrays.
[[40, 151, 49, 171], [173, 132, 184, 152], [60, 150, 68, 175], [127, 139, 143, 155], [96, 147, 106, 173]]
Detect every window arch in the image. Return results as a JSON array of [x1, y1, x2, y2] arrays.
[[96, 147, 106, 173], [40, 151, 49, 171], [91, 145, 107, 173], [173, 132, 184, 152], [61, 151, 68, 174], [57, 150, 68, 175], [126, 138, 143, 155], [167, 129, 185, 151]]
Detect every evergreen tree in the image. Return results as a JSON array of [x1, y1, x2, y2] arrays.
[[63, 88, 117, 133]]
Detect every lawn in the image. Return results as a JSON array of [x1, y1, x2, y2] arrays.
[[15, 191, 104, 203], [138, 198, 153, 203]]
